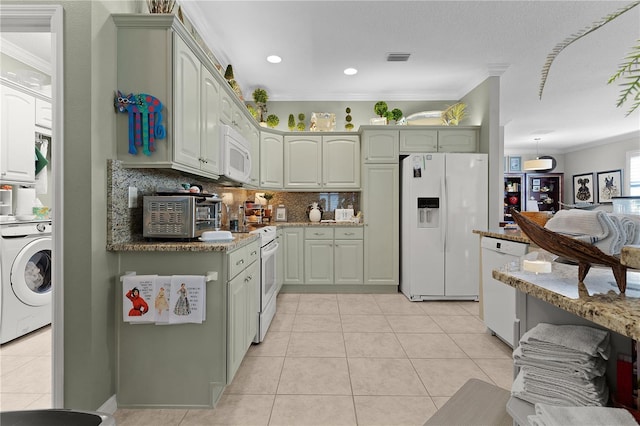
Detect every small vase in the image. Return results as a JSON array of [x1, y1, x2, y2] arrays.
[[309, 202, 321, 222]]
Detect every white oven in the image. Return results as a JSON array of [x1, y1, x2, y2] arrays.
[[250, 226, 279, 343], [220, 124, 252, 185]]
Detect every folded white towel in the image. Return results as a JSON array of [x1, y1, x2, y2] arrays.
[[512, 370, 609, 407], [594, 214, 625, 255], [520, 323, 610, 359], [615, 214, 640, 245], [527, 403, 639, 426], [523, 369, 607, 399], [545, 210, 609, 241], [520, 343, 610, 364], [513, 349, 607, 379]]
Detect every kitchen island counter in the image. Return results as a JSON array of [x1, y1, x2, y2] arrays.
[[492, 259, 640, 341], [473, 228, 530, 244]]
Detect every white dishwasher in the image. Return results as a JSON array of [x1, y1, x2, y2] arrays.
[[481, 237, 528, 347]]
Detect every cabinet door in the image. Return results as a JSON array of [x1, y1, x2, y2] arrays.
[[0, 84, 36, 182], [437, 129, 477, 152], [304, 239, 333, 285], [260, 132, 283, 189], [323, 135, 360, 188], [335, 239, 363, 285], [399, 130, 437, 152], [200, 66, 220, 175], [284, 136, 322, 189], [245, 260, 260, 345], [35, 98, 52, 129], [173, 35, 202, 170], [362, 130, 398, 163], [276, 229, 284, 293], [363, 164, 399, 285], [227, 272, 246, 382], [283, 228, 304, 284], [247, 126, 260, 187]]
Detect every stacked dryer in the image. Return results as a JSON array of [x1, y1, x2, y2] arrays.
[[0, 220, 52, 344]]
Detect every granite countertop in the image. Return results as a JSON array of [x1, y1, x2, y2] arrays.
[[621, 245, 640, 270], [473, 228, 531, 244], [275, 221, 364, 228], [107, 232, 259, 252], [492, 258, 640, 340]]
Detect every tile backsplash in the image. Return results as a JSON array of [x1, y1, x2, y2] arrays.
[[107, 160, 360, 244]]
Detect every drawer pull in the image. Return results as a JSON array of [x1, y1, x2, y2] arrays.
[[343, 232, 355, 236], [314, 232, 325, 236], [251, 250, 257, 256], [236, 259, 244, 266]]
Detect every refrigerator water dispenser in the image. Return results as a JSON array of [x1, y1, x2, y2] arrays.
[[417, 197, 439, 228]]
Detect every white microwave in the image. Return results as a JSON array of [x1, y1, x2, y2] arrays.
[[219, 124, 252, 185]]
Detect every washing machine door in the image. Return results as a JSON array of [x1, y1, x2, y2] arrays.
[[11, 237, 52, 306]]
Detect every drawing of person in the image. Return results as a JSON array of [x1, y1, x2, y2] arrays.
[[155, 287, 169, 315], [126, 287, 149, 316], [174, 283, 191, 315]]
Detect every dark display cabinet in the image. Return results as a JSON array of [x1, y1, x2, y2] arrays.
[[504, 173, 525, 222], [526, 173, 563, 213]]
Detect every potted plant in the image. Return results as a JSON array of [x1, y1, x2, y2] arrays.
[[441, 102, 467, 126], [297, 113, 306, 131], [288, 114, 296, 131], [345, 107, 354, 131], [387, 108, 403, 124], [374, 101, 388, 118], [247, 104, 258, 120], [266, 114, 279, 129], [252, 88, 268, 123]]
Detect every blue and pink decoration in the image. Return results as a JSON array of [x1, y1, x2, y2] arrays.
[[115, 90, 166, 156]]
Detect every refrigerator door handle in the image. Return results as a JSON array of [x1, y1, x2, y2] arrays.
[[441, 176, 447, 250]]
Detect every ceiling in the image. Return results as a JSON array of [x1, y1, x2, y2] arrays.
[[181, 0, 640, 153]]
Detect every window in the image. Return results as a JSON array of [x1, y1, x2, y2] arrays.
[[628, 150, 640, 196]]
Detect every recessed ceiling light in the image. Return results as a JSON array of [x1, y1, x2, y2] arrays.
[[344, 67, 358, 76], [266, 55, 282, 64]]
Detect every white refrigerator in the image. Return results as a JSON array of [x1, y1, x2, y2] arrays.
[[400, 153, 488, 300]]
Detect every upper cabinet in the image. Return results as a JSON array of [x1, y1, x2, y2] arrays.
[[0, 83, 36, 183], [35, 98, 52, 130], [260, 131, 283, 189], [284, 134, 360, 190], [362, 129, 399, 163], [113, 14, 253, 180]]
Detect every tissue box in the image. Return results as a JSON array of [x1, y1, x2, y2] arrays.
[[334, 209, 354, 222], [33, 206, 50, 219]]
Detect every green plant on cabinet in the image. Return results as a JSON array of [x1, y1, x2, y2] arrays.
[[288, 114, 295, 131], [297, 113, 306, 131], [345, 107, 354, 131], [266, 114, 280, 128]]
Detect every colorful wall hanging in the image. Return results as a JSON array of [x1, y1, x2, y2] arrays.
[[114, 90, 166, 156]]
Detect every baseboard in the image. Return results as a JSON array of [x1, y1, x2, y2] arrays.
[[97, 394, 117, 415]]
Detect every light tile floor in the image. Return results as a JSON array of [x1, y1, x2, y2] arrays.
[[0, 325, 52, 411], [115, 293, 514, 426]]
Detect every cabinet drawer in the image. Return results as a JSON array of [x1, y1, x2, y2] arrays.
[[228, 246, 247, 279], [334, 227, 363, 239], [304, 228, 334, 240], [246, 240, 260, 265]]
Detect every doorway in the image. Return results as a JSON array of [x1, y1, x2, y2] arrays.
[[0, 4, 64, 408]]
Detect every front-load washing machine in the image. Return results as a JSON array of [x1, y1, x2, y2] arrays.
[[0, 220, 52, 344]]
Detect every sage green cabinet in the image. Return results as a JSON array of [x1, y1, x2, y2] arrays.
[[284, 135, 360, 189], [363, 164, 399, 285], [303, 227, 363, 285], [284, 135, 322, 189], [276, 228, 284, 293], [398, 128, 478, 153], [323, 135, 360, 188], [260, 131, 284, 189], [362, 129, 399, 163], [227, 240, 260, 383], [282, 227, 304, 285]]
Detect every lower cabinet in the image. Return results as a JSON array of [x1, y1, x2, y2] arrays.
[[304, 227, 363, 285], [282, 227, 304, 285], [227, 240, 260, 383]]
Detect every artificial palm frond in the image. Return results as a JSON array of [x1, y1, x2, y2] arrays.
[[608, 41, 640, 116], [539, 1, 640, 100]]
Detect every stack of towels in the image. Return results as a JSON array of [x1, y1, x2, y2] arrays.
[[512, 323, 610, 407], [528, 403, 638, 426], [544, 209, 640, 256]]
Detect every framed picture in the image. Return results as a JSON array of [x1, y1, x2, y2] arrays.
[[596, 169, 622, 203], [509, 156, 521, 172], [532, 185, 540, 192], [532, 178, 541, 186], [573, 173, 594, 203], [275, 205, 288, 222]]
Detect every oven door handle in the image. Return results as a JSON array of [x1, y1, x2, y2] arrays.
[[262, 241, 279, 257]]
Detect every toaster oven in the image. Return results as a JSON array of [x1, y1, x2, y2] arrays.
[[143, 195, 222, 239]]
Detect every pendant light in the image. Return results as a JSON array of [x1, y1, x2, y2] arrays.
[[523, 138, 553, 171]]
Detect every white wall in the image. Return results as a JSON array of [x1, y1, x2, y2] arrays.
[[562, 131, 640, 211]]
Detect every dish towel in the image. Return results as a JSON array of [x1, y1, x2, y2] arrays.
[[527, 402, 639, 426], [544, 210, 609, 243]]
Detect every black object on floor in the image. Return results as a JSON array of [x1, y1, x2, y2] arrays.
[[0, 409, 115, 426]]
